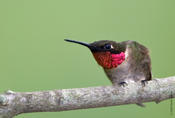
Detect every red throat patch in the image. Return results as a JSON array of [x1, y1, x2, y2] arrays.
[[92, 51, 125, 69]]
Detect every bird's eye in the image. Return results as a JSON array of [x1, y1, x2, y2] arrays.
[[104, 44, 113, 49]]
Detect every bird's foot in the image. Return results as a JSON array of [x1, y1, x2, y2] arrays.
[[119, 82, 128, 87], [141, 80, 149, 87]]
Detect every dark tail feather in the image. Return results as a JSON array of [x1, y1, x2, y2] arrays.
[[136, 103, 145, 107]]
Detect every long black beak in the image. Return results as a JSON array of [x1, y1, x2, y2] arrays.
[[64, 39, 97, 51]]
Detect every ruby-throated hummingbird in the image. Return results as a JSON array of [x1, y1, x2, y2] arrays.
[[64, 39, 152, 107], [64, 39, 152, 87]]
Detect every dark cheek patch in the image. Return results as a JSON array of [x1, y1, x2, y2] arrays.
[[92, 52, 125, 69]]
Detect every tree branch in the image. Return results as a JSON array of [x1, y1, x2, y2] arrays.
[[0, 76, 175, 118]]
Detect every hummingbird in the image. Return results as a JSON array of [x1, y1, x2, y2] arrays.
[[64, 39, 152, 106], [65, 39, 152, 85]]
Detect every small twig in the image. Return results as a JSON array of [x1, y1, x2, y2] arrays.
[[0, 76, 175, 118]]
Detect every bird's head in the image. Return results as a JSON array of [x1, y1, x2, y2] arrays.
[[64, 39, 126, 69]]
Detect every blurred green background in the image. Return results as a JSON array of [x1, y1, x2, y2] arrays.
[[0, 0, 175, 118]]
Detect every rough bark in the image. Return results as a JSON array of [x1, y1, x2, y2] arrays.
[[0, 76, 175, 118]]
